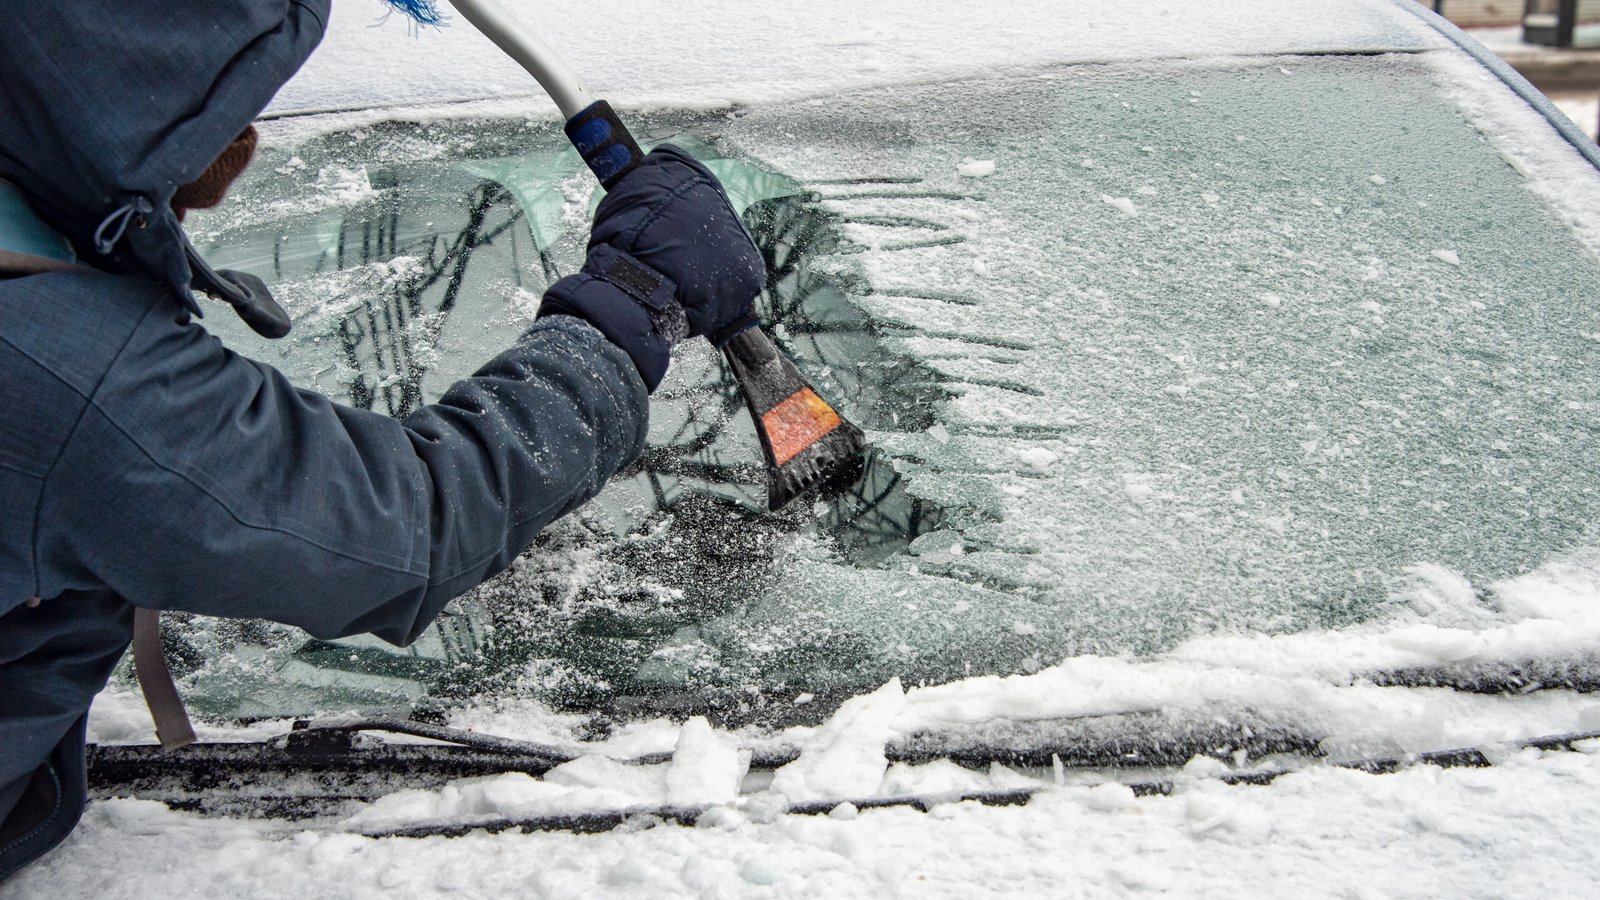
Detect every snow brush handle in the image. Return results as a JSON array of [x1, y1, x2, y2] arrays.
[[563, 100, 646, 189], [443, 0, 643, 186]]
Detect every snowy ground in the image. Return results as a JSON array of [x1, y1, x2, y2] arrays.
[[10, 2, 1600, 897]]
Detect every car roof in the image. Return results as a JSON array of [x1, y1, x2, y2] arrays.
[[273, 0, 1449, 117]]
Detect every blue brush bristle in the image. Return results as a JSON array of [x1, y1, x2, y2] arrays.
[[384, 0, 443, 25]]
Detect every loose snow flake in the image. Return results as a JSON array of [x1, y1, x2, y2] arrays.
[[957, 157, 997, 178], [1018, 447, 1059, 470], [1102, 195, 1139, 217]]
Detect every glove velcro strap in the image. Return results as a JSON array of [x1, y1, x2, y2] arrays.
[[585, 243, 688, 345], [586, 243, 674, 310]]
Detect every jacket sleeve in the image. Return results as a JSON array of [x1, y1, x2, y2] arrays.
[[36, 299, 648, 646]]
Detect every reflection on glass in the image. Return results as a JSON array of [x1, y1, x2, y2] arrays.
[[178, 126, 949, 719]]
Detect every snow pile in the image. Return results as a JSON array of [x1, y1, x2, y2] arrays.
[[666, 717, 747, 807], [769, 681, 907, 802]]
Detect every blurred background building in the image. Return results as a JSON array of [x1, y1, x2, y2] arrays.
[[1432, 0, 1600, 135]]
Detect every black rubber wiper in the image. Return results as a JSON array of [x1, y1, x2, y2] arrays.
[[87, 717, 1600, 831]]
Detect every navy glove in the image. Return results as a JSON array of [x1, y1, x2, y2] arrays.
[[538, 144, 766, 392]]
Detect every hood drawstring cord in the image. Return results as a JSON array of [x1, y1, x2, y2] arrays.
[[93, 194, 154, 255]]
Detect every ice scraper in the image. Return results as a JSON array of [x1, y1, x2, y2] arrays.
[[442, 0, 865, 511]]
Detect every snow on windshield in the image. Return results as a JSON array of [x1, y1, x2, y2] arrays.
[[172, 52, 1600, 750]]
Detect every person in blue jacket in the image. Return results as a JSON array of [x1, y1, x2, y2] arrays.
[[0, 0, 764, 878]]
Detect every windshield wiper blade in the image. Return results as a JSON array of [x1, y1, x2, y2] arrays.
[[87, 717, 1600, 826], [362, 728, 1600, 838]]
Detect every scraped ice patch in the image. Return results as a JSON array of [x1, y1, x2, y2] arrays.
[[957, 157, 996, 178], [1101, 195, 1139, 217], [1433, 248, 1461, 266], [265, 165, 376, 218], [266, 256, 425, 330], [908, 529, 965, 561]]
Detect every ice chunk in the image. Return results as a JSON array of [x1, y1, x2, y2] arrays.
[[667, 716, 749, 806], [957, 157, 996, 178], [770, 679, 907, 801], [1370, 174, 1388, 185], [1433, 249, 1461, 266], [909, 530, 965, 561], [1082, 782, 1137, 812]]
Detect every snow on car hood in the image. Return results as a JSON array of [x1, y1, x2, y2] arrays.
[[274, 0, 1449, 116]]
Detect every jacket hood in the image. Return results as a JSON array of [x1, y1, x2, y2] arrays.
[[0, 1, 331, 310]]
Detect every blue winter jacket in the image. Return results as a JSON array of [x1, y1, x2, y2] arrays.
[[0, 1, 648, 877]]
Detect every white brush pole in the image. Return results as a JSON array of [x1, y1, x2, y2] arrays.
[[444, 0, 594, 118]]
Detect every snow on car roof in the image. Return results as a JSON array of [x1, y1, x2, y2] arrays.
[[274, 0, 1450, 116]]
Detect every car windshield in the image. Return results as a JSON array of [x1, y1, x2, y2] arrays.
[[169, 51, 1600, 726]]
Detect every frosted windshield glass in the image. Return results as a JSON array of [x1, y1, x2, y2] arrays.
[[179, 54, 1600, 723]]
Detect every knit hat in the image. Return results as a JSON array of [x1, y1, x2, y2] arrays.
[[171, 126, 258, 221]]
